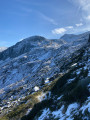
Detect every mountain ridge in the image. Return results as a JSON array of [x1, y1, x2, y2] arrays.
[[0, 32, 89, 60]]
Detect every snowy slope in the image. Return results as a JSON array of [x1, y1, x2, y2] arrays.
[[0, 33, 89, 98], [21, 43, 90, 120]]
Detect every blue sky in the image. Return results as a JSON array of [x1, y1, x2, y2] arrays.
[[0, 0, 90, 47]]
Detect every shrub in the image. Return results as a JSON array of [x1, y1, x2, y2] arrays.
[[21, 99, 53, 120], [62, 82, 89, 103]]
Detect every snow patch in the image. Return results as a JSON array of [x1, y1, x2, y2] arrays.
[[26, 108, 32, 115], [80, 97, 90, 114], [71, 63, 77, 67], [67, 78, 75, 84], [57, 95, 63, 100], [52, 105, 64, 119], [66, 103, 79, 116], [33, 86, 39, 92], [38, 108, 50, 120], [45, 78, 49, 84]]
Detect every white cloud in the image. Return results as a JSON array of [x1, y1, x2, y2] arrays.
[[85, 15, 90, 20], [52, 25, 74, 34], [52, 28, 67, 34], [66, 26, 73, 29], [69, 0, 90, 22], [68, 0, 90, 32], [76, 23, 83, 27], [39, 13, 58, 25]]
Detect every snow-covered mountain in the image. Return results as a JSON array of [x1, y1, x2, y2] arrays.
[[61, 32, 90, 44], [21, 40, 90, 120], [0, 32, 90, 120]]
